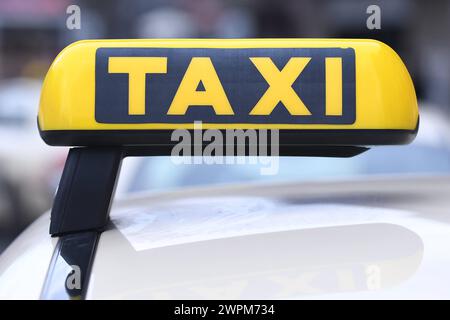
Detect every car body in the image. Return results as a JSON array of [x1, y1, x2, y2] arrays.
[[1, 174, 450, 299]]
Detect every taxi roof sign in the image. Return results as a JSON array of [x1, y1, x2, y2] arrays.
[[38, 39, 418, 150], [41, 39, 419, 236]]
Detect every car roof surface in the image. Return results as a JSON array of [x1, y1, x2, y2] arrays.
[[84, 175, 450, 299]]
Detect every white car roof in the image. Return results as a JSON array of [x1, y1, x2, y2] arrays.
[[2, 175, 450, 299], [90, 175, 450, 299]]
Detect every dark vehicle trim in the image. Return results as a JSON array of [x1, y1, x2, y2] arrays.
[[41, 232, 99, 300]]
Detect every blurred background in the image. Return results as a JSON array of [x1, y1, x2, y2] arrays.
[[0, 0, 449, 252]]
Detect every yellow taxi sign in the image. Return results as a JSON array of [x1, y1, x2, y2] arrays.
[[38, 39, 418, 148]]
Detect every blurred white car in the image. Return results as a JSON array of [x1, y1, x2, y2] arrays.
[[0, 78, 67, 230], [116, 105, 450, 195]]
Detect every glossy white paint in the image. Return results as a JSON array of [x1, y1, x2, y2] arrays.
[[1, 175, 450, 299], [88, 175, 450, 299], [0, 214, 56, 299]]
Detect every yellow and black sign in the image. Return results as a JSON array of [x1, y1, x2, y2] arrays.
[[95, 47, 355, 125], [38, 39, 418, 147]]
